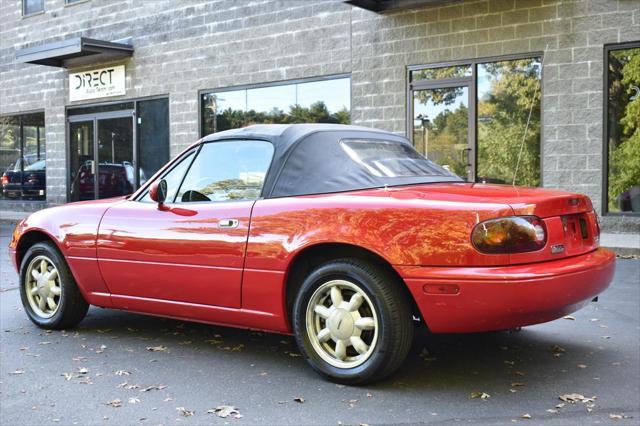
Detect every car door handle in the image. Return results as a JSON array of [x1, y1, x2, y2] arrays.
[[218, 219, 239, 228]]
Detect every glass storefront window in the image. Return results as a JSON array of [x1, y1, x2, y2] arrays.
[[477, 58, 541, 186], [409, 56, 541, 186], [411, 65, 472, 81], [1, 112, 46, 201], [201, 76, 351, 136], [605, 44, 640, 214]]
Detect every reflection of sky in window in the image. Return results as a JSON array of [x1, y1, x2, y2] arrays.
[[247, 84, 296, 113], [212, 89, 246, 112], [297, 78, 350, 112], [208, 77, 351, 114], [413, 86, 468, 127]]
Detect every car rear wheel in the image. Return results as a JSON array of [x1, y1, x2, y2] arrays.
[[293, 259, 413, 384], [20, 242, 89, 329]]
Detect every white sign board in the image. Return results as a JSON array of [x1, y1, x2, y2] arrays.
[[69, 65, 125, 102]]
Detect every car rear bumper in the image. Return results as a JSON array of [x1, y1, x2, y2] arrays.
[[397, 248, 616, 333]]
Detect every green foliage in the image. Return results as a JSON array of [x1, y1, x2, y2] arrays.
[[477, 60, 541, 186], [608, 48, 640, 209]]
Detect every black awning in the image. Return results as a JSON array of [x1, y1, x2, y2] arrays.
[[344, 0, 457, 13], [15, 37, 133, 68]]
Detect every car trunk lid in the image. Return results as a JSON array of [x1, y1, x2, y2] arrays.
[[385, 182, 599, 264]]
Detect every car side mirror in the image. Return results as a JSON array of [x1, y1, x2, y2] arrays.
[[149, 179, 168, 205]]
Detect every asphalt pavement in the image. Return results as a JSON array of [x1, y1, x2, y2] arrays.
[[1, 220, 638, 425]]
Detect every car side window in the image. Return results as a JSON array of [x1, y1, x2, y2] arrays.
[[176, 140, 274, 203], [139, 150, 195, 203]]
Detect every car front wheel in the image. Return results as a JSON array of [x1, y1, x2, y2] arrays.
[[20, 242, 89, 329], [293, 259, 413, 384]]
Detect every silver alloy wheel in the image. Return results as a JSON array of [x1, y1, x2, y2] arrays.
[[25, 255, 62, 319], [305, 279, 379, 369]]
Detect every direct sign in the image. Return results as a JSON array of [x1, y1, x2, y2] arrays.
[[69, 65, 125, 102]]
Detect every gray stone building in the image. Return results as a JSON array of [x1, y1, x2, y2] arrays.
[[1, 0, 639, 234]]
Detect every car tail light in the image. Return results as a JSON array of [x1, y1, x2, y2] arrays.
[[471, 216, 547, 254], [1, 174, 8, 187]]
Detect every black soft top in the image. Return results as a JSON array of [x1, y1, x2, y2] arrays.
[[202, 124, 461, 198]]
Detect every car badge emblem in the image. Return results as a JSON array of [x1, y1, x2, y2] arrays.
[[551, 244, 565, 254]]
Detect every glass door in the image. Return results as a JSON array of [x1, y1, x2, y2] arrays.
[[68, 111, 135, 201], [412, 85, 472, 180], [97, 116, 135, 199], [69, 120, 94, 201]]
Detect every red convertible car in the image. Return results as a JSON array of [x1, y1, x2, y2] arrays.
[[9, 124, 615, 384]]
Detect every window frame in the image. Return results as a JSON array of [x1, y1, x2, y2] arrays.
[[22, 0, 44, 17], [198, 74, 351, 138], [407, 52, 544, 185], [602, 40, 640, 217], [137, 139, 276, 205]]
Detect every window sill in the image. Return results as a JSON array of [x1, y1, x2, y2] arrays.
[[21, 10, 45, 19]]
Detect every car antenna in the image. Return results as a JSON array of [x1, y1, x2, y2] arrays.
[[512, 44, 548, 186]]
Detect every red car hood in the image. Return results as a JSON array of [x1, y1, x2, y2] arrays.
[[384, 182, 593, 218]]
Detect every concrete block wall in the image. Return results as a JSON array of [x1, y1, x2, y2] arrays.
[[1, 0, 639, 232]]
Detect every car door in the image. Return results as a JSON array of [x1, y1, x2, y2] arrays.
[[97, 139, 274, 308]]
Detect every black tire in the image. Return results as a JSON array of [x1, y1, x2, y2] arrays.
[[292, 258, 413, 385], [19, 241, 89, 329]]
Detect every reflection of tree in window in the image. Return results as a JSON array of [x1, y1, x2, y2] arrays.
[[477, 59, 541, 187], [201, 78, 351, 135], [607, 47, 640, 213]]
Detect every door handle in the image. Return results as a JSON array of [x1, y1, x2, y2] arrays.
[[218, 219, 239, 228]]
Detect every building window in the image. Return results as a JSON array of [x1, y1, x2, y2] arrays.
[[65, 0, 86, 4], [409, 55, 542, 186], [1, 112, 46, 201], [22, 0, 44, 16], [604, 42, 640, 215], [200, 76, 351, 136]]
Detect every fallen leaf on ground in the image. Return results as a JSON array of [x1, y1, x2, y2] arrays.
[[470, 391, 490, 400], [563, 315, 576, 320], [115, 370, 131, 376], [522, 413, 531, 419], [77, 367, 89, 375], [128, 397, 140, 404], [62, 373, 72, 381], [208, 405, 242, 419], [140, 385, 167, 392], [176, 407, 194, 417], [546, 409, 558, 414], [96, 329, 112, 333], [293, 397, 305, 403], [106, 399, 122, 408], [577, 364, 587, 369], [146, 345, 168, 352], [511, 382, 525, 387]]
